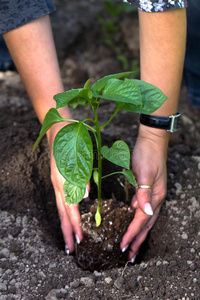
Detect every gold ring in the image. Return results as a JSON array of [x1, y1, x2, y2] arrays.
[[138, 185, 151, 189]]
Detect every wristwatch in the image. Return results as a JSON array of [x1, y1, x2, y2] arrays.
[[140, 113, 181, 133]]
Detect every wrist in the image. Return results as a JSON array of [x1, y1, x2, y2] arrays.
[[138, 124, 170, 154], [140, 113, 181, 133]]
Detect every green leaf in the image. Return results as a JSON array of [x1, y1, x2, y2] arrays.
[[63, 180, 86, 205], [32, 108, 66, 152], [93, 170, 99, 186], [84, 78, 91, 89], [54, 88, 93, 109], [95, 209, 102, 227], [101, 140, 130, 169], [53, 123, 93, 189], [91, 72, 133, 94], [93, 78, 142, 106], [121, 170, 137, 187], [116, 79, 168, 114]]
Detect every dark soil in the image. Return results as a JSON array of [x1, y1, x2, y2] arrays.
[[77, 199, 134, 271], [0, 1, 200, 299]]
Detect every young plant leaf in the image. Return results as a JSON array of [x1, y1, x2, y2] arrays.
[[95, 209, 102, 227], [93, 78, 142, 106], [84, 78, 91, 89], [116, 79, 168, 114], [54, 88, 93, 109], [53, 122, 93, 189], [63, 180, 86, 205], [101, 140, 130, 169], [32, 108, 67, 152], [91, 72, 133, 94], [93, 170, 99, 186], [120, 170, 137, 187]]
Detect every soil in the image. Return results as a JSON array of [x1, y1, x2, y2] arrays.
[[0, 1, 200, 299]]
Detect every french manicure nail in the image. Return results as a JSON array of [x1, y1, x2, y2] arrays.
[[122, 245, 129, 253], [144, 203, 153, 216], [75, 234, 80, 245], [65, 245, 69, 255], [131, 255, 136, 264], [83, 188, 89, 199]]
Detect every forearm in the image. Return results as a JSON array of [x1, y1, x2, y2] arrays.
[[138, 8, 186, 143], [3, 15, 71, 124]]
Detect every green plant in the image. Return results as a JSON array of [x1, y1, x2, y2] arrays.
[[32, 72, 167, 226], [96, 0, 136, 45], [117, 55, 140, 77]]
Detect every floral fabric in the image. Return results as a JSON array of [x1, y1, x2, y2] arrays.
[[123, 0, 187, 12]]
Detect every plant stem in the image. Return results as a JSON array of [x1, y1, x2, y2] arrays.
[[93, 105, 102, 221], [61, 118, 96, 133], [82, 118, 95, 124], [99, 107, 119, 130], [101, 171, 123, 179]]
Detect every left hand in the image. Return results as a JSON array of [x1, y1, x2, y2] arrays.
[[120, 125, 169, 262]]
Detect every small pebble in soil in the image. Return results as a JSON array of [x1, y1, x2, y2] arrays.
[[114, 277, 124, 289], [94, 270, 102, 277], [181, 232, 188, 240], [69, 279, 80, 289], [137, 276, 143, 282], [0, 283, 7, 291], [156, 261, 162, 266], [80, 277, 94, 287], [174, 182, 182, 195], [105, 277, 112, 284], [0, 248, 10, 258]]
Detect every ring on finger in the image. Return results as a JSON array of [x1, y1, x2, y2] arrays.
[[138, 185, 151, 189]]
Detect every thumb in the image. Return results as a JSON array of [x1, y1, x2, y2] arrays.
[[136, 186, 154, 216]]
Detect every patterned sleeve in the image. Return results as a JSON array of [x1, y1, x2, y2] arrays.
[[123, 0, 187, 12]]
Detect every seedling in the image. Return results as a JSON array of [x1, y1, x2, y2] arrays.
[[96, 0, 136, 45], [33, 72, 167, 226]]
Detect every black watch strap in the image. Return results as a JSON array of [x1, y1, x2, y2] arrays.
[[140, 113, 181, 133]]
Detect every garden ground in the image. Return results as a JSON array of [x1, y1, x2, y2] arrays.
[[0, 1, 199, 299]]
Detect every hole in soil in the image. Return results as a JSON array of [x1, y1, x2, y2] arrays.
[[0, 107, 176, 272]]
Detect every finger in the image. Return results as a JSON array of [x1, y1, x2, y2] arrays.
[[83, 182, 90, 202], [65, 203, 83, 243], [131, 194, 138, 210], [136, 187, 154, 216], [120, 208, 152, 251], [55, 190, 75, 253], [128, 205, 161, 260]]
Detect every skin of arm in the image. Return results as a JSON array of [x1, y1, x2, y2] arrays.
[[121, 8, 187, 261], [3, 15, 84, 253]]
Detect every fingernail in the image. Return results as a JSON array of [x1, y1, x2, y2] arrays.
[[122, 245, 129, 253], [83, 188, 89, 199], [75, 234, 80, 245], [144, 203, 153, 216], [131, 255, 136, 264], [65, 245, 69, 255]]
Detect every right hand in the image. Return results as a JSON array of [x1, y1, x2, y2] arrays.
[[48, 121, 90, 254]]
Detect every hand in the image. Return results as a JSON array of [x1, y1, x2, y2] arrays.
[[48, 120, 89, 255], [120, 125, 170, 262]]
